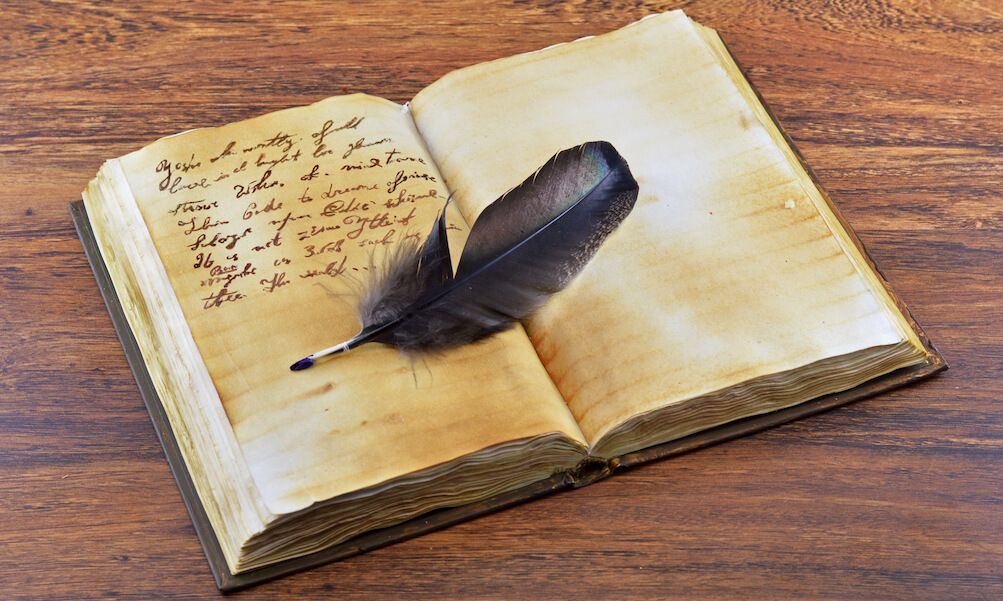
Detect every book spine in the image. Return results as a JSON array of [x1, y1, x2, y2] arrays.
[[566, 457, 620, 488]]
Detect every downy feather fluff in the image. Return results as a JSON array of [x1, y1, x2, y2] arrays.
[[291, 141, 638, 370]]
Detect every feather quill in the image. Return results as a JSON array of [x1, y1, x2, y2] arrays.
[[291, 141, 638, 370]]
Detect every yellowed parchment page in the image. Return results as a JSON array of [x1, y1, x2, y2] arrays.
[[410, 12, 922, 447], [113, 94, 585, 516]]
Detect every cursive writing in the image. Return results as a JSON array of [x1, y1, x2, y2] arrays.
[[322, 182, 379, 199], [243, 132, 296, 154], [342, 137, 392, 159], [243, 198, 283, 220], [187, 228, 253, 251], [387, 169, 436, 194], [234, 169, 282, 198], [200, 262, 257, 288], [168, 199, 218, 216], [154, 108, 451, 320], [179, 215, 229, 235], [299, 256, 348, 279], [201, 287, 246, 310], [384, 187, 438, 209], [311, 117, 364, 158]]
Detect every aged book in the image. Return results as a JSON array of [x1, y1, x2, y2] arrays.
[[76, 10, 943, 590]]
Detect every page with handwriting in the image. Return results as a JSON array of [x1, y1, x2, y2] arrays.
[[410, 12, 918, 448], [113, 94, 586, 515]]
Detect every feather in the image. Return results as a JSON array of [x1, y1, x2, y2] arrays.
[[291, 141, 638, 371], [355, 204, 452, 330]]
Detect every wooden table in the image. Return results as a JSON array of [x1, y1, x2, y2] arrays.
[[3, 1, 1000, 598]]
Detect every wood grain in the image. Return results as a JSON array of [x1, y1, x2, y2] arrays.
[[1, 1, 1000, 599]]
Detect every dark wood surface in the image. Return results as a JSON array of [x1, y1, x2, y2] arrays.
[[2, 1, 1000, 598]]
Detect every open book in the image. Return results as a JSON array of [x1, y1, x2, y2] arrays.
[[76, 10, 943, 590]]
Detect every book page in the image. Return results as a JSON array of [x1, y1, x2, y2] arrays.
[[112, 94, 586, 515], [410, 12, 924, 447]]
